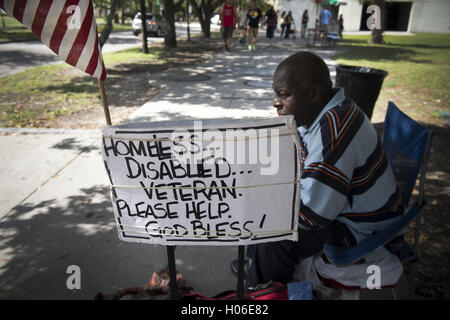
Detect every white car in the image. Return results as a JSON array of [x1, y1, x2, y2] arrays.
[[132, 12, 166, 37], [211, 14, 220, 25]]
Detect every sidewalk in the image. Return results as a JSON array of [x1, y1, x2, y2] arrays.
[[127, 36, 338, 123], [0, 35, 406, 300]]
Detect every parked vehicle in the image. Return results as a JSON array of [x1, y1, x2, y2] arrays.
[[211, 14, 220, 25], [132, 12, 166, 37]]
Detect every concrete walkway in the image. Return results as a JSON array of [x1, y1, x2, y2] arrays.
[[127, 37, 338, 123], [0, 35, 407, 300]]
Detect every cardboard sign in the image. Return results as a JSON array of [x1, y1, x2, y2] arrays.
[[101, 116, 301, 246]]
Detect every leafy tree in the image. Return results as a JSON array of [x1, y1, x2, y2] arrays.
[[99, 0, 119, 48], [190, 0, 222, 38], [162, 0, 184, 48]]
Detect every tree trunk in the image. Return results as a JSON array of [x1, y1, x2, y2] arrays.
[[199, 14, 211, 38], [371, 0, 386, 44], [191, 0, 216, 38], [148, 0, 153, 12], [163, 0, 177, 48], [121, 0, 124, 24], [140, 0, 149, 53], [99, 0, 119, 48]]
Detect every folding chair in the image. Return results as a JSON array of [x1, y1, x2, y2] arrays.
[[319, 102, 434, 299]]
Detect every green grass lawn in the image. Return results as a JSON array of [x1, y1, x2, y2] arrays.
[[0, 34, 223, 127], [0, 45, 165, 126], [333, 33, 450, 125], [0, 14, 131, 43]]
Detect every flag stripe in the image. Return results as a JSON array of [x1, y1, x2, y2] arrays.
[[58, 0, 89, 62], [21, 0, 39, 28], [41, 1, 66, 47], [100, 60, 107, 80], [31, 0, 52, 39], [49, 0, 79, 55], [1, 0, 14, 15], [1, 0, 107, 80], [77, 19, 97, 72], [13, 0, 26, 22], [65, 0, 93, 68], [84, 36, 100, 75]]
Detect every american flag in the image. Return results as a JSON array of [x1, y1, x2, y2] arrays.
[[0, 0, 107, 80]]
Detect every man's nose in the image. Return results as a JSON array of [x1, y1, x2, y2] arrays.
[[272, 97, 282, 108]]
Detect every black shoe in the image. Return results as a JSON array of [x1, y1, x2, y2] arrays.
[[230, 258, 251, 275]]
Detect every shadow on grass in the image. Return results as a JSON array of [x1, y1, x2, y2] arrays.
[[43, 76, 98, 95], [335, 43, 431, 64], [389, 43, 450, 50]]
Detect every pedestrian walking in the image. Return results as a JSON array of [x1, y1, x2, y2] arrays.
[[319, 6, 332, 36], [237, 4, 248, 43], [265, 6, 277, 39], [245, 0, 262, 51], [338, 14, 344, 39], [301, 9, 309, 38], [220, 0, 236, 52], [284, 11, 293, 39], [279, 11, 286, 38]]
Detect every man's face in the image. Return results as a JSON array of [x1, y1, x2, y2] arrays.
[[272, 67, 312, 127]]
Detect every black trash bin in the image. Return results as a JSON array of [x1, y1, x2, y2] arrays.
[[335, 65, 388, 120]]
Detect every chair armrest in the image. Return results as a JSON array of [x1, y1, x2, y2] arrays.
[[323, 205, 423, 266]]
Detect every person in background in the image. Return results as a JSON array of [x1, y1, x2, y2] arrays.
[[275, 10, 280, 33], [279, 11, 286, 38], [338, 14, 344, 39], [301, 9, 309, 38], [283, 11, 293, 39], [319, 6, 332, 36], [220, 0, 236, 52], [265, 6, 277, 39], [237, 4, 248, 44], [245, 0, 262, 51]]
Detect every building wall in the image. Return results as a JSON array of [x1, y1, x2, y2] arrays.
[[408, 0, 450, 33], [274, 0, 450, 34], [338, 0, 363, 32], [271, 0, 321, 32]]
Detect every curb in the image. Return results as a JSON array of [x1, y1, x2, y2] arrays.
[[0, 127, 100, 134]]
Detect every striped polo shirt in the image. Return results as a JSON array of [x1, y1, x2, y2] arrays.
[[297, 88, 405, 247]]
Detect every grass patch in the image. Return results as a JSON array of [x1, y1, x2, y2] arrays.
[[0, 13, 131, 43], [0, 64, 96, 127], [0, 28, 37, 42], [0, 14, 36, 42], [0, 34, 224, 128], [333, 33, 450, 124], [103, 46, 165, 65]]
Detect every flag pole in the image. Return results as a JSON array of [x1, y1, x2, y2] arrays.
[[98, 78, 112, 125]]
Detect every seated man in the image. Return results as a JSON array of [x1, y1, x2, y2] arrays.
[[244, 52, 405, 287]]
